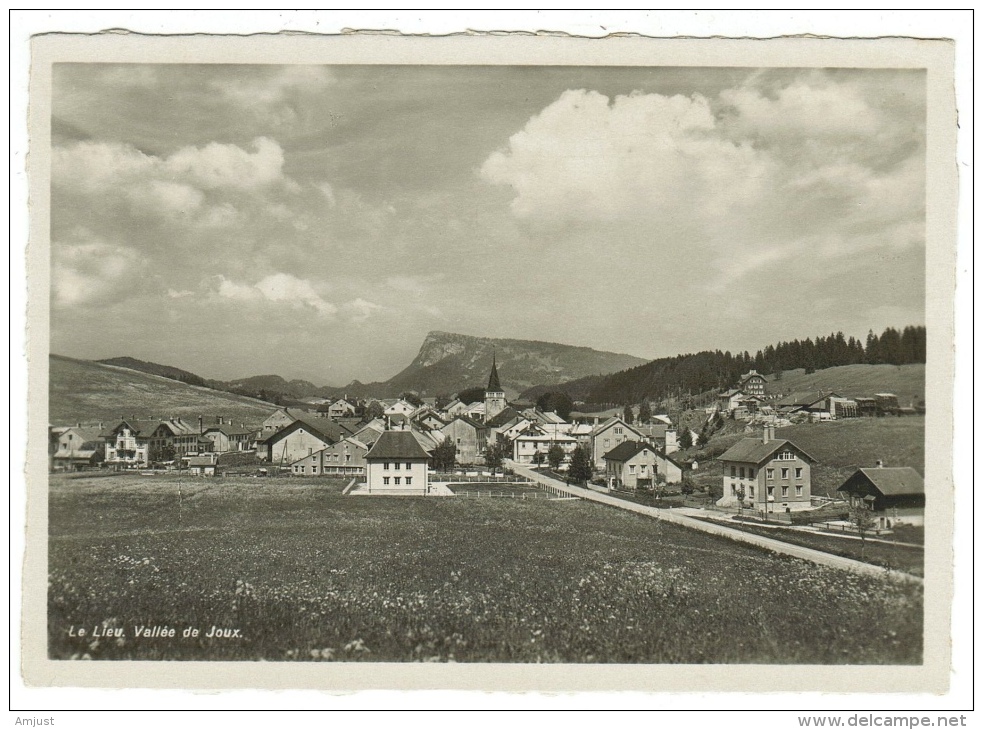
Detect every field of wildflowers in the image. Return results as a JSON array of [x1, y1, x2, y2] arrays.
[[48, 474, 922, 663]]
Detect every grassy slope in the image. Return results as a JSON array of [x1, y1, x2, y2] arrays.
[[49, 354, 275, 426], [48, 475, 921, 664], [765, 364, 925, 403]]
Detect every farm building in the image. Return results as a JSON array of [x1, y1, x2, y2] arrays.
[[257, 415, 346, 465], [363, 430, 430, 494], [716, 425, 817, 513], [836, 465, 925, 528]]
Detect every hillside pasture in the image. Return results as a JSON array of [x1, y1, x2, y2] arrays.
[[764, 364, 925, 403], [49, 475, 922, 664], [49, 355, 275, 425]]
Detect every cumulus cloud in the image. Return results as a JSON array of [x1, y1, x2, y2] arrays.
[[480, 76, 925, 268], [480, 89, 772, 225], [53, 137, 291, 207], [52, 239, 147, 307], [212, 272, 338, 317]]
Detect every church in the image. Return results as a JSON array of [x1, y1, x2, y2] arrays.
[[484, 353, 507, 421]]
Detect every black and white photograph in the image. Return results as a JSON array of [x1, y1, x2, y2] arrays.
[[18, 25, 963, 702]]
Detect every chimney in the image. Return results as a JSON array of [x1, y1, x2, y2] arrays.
[[219, 416, 224, 425], [876, 459, 884, 468], [198, 415, 203, 434], [763, 425, 775, 443]]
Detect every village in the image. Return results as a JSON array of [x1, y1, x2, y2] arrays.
[[49, 359, 925, 539]]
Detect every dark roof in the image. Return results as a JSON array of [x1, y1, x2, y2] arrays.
[[204, 424, 255, 436], [258, 415, 344, 445], [718, 438, 818, 465], [485, 406, 520, 429], [842, 467, 924, 496], [102, 419, 159, 438], [603, 440, 653, 463], [486, 353, 502, 393], [446, 415, 487, 431], [365, 430, 431, 460]]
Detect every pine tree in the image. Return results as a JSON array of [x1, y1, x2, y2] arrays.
[[638, 401, 652, 424], [622, 404, 634, 425], [568, 445, 593, 484]]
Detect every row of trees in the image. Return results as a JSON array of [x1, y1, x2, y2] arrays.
[[565, 325, 926, 406]]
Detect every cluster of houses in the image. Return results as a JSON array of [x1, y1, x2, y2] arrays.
[[49, 361, 925, 528], [49, 359, 691, 493], [714, 370, 919, 422]]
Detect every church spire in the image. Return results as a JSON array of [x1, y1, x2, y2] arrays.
[[487, 351, 502, 393]]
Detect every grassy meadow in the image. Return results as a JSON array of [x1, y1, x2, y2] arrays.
[[49, 354, 274, 425], [49, 474, 922, 664]]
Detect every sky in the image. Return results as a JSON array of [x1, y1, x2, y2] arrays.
[[49, 64, 926, 385]]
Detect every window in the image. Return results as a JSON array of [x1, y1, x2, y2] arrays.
[[730, 465, 737, 477], [768, 486, 775, 496], [629, 465, 636, 474], [739, 467, 745, 478], [405, 477, 412, 485], [731, 485, 736, 496], [614, 427, 623, 435], [781, 467, 789, 480], [779, 450, 795, 461], [393, 462, 400, 470], [795, 485, 803, 496], [604, 439, 610, 448], [766, 468, 774, 480], [383, 462, 390, 470], [383, 477, 390, 485], [749, 487, 755, 499], [795, 467, 803, 479], [749, 468, 755, 479], [781, 486, 789, 497], [345, 455, 351, 463], [394, 477, 401, 485], [405, 462, 412, 470], [311, 466, 318, 474]]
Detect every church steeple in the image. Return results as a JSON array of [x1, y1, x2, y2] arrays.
[[487, 352, 502, 393], [484, 351, 506, 420]]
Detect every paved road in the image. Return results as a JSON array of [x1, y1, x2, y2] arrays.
[[508, 462, 921, 584]]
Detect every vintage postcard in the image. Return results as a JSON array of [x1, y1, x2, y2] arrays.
[[22, 32, 957, 693]]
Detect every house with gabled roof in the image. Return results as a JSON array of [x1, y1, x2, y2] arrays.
[[512, 432, 579, 467], [364, 430, 430, 494], [717, 425, 817, 512], [439, 415, 488, 465], [327, 398, 357, 418], [257, 414, 345, 465], [290, 436, 369, 477], [201, 423, 256, 453], [384, 399, 417, 418], [836, 464, 924, 528], [51, 426, 104, 471], [589, 416, 646, 467], [739, 370, 767, 396], [603, 441, 658, 490]]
